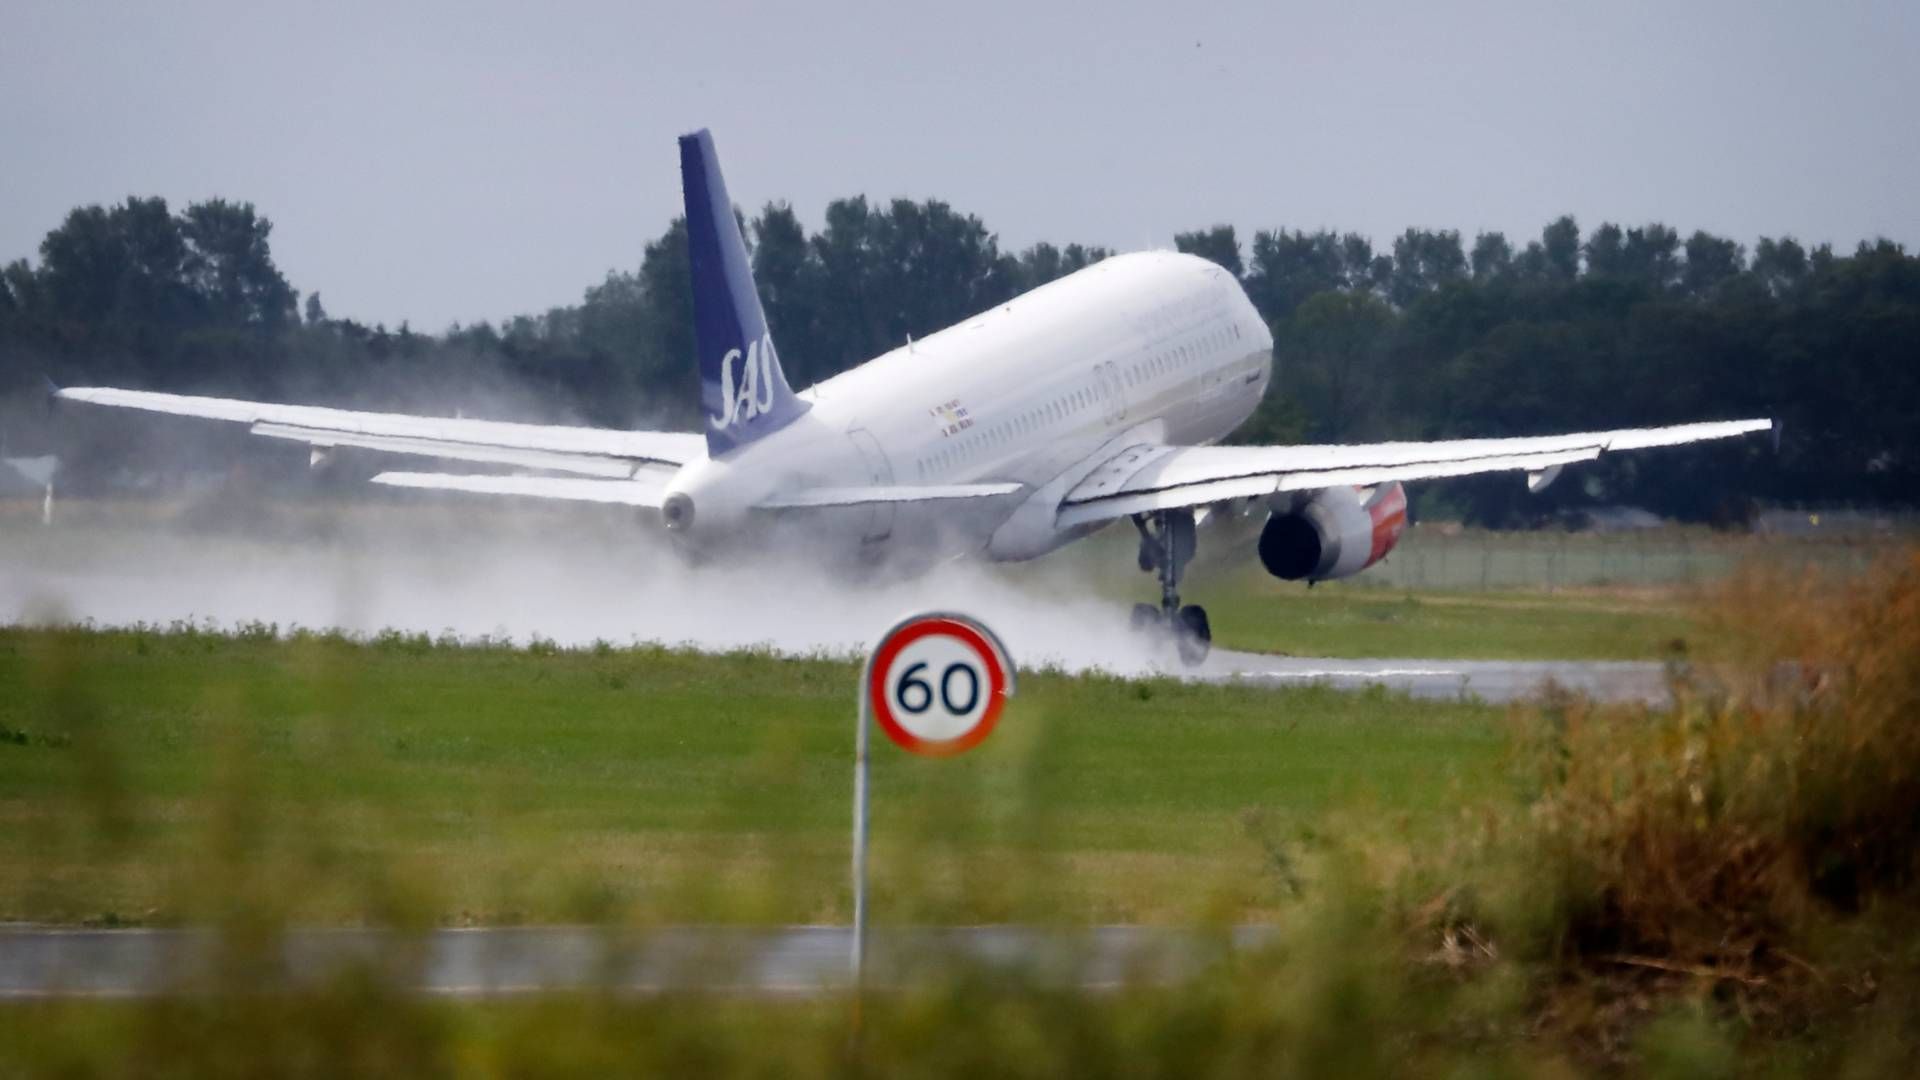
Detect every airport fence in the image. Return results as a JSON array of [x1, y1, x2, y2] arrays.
[[1355, 526, 1900, 592]]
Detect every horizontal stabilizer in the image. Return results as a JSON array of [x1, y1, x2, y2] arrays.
[[757, 483, 1023, 510], [371, 472, 669, 507]]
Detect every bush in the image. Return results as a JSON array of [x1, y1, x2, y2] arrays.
[[1430, 548, 1920, 1060]]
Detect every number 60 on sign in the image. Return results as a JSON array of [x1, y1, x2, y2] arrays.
[[865, 614, 1013, 756]]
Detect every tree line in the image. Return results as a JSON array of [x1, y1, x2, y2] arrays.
[[2, 193, 1914, 523]]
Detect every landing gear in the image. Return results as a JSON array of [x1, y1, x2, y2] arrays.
[[1174, 604, 1211, 667], [1128, 510, 1211, 666], [1129, 603, 1161, 631]]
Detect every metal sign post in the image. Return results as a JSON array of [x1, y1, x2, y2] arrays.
[[852, 612, 1015, 997]]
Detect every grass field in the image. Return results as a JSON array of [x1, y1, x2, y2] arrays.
[[5, 554, 1918, 1075], [0, 625, 1505, 927], [1186, 577, 1698, 659]]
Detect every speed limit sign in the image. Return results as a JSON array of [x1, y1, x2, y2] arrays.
[[865, 614, 1013, 757], [851, 612, 1014, 993]]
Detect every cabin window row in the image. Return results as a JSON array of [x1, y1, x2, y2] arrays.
[[915, 374, 1120, 477], [1120, 321, 1242, 390], [913, 320, 1246, 478]]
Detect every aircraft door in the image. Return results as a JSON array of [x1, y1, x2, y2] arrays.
[[847, 428, 894, 543]]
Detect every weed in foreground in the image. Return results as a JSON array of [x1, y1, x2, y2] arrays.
[[1411, 548, 1920, 1065]]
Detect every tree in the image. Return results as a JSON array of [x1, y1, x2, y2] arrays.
[[180, 199, 297, 328], [1584, 223, 1625, 278], [1619, 224, 1681, 289], [1751, 237, 1808, 295], [751, 202, 818, 382], [1470, 232, 1513, 281], [1057, 243, 1109, 276], [1273, 290, 1397, 441], [1542, 215, 1581, 281], [304, 292, 327, 324], [1174, 225, 1243, 277], [1342, 233, 1390, 294], [1682, 230, 1744, 297], [1388, 228, 1466, 308], [1018, 242, 1066, 288], [1244, 229, 1344, 322], [38, 203, 133, 323], [635, 217, 694, 403]]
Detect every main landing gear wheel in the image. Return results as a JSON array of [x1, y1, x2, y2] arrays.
[[1175, 604, 1212, 666], [1129, 603, 1162, 631], [1128, 509, 1212, 667]]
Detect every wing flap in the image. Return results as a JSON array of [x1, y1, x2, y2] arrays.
[[251, 422, 643, 479], [370, 471, 669, 507], [1055, 448, 1601, 528]]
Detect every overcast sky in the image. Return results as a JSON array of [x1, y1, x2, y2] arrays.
[[4, 0, 1914, 330]]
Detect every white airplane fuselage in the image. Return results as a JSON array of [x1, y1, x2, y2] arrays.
[[666, 250, 1274, 562], [668, 247, 1282, 557]]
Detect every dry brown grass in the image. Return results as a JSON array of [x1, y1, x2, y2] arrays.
[[1408, 547, 1920, 1062]]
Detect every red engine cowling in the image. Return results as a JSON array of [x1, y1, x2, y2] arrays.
[[1257, 482, 1408, 582]]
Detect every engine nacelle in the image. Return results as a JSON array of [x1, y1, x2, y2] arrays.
[[1257, 482, 1408, 582]]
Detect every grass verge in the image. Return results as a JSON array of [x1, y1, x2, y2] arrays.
[[0, 623, 1502, 926]]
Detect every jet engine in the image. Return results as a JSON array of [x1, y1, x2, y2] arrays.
[[1257, 482, 1408, 582]]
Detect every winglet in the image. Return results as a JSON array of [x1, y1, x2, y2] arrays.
[[42, 375, 60, 415], [1771, 418, 1783, 455], [679, 129, 807, 456]]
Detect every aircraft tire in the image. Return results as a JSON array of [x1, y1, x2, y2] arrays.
[[1175, 605, 1211, 666]]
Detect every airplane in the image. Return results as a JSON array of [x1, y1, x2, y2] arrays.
[[54, 130, 1773, 665]]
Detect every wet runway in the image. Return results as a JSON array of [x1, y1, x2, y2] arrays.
[[1199, 650, 1674, 704], [0, 925, 1274, 998]]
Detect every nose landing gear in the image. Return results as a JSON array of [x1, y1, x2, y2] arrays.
[[1129, 510, 1211, 666]]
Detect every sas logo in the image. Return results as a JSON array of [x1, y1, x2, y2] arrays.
[[708, 333, 780, 431], [930, 399, 973, 437]]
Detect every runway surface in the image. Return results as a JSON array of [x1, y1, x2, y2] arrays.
[[1198, 650, 1675, 704], [0, 925, 1274, 998]]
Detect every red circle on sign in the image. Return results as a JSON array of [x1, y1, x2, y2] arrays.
[[867, 616, 1010, 757]]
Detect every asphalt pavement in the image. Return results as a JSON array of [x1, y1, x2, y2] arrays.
[[0, 925, 1276, 998], [1198, 650, 1675, 704]]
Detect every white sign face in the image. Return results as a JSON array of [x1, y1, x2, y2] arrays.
[[880, 634, 991, 742], [865, 614, 1012, 757]]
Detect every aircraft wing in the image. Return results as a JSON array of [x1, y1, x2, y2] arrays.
[[1055, 418, 1772, 528], [54, 386, 703, 478]]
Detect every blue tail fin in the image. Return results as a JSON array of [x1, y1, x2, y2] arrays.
[[680, 129, 807, 456]]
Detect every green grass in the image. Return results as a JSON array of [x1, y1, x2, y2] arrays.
[[1049, 526, 1705, 660], [8, 556, 1920, 1076], [0, 624, 1503, 927], [1188, 577, 1698, 660]]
